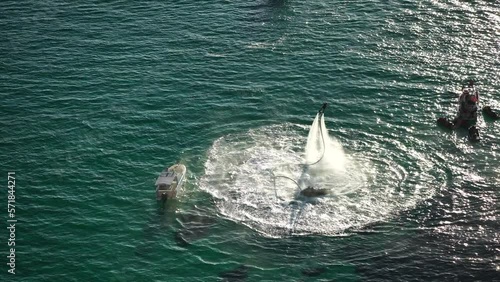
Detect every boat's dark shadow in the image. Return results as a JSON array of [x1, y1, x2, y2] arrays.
[[134, 197, 219, 257], [134, 201, 178, 258], [241, 0, 287, 9], [134, 199, 179, 257], [218, 264, 250, 282], [174, 205, 218, 247]]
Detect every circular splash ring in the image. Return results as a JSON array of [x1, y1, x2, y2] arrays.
[[199, 123, 442, 237]]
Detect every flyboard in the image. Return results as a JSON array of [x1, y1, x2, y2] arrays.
[[298, 103, 330, 197], [272, 103, 330, 198]]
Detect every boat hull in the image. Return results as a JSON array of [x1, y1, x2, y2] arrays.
[[155, 164, 186, 201]]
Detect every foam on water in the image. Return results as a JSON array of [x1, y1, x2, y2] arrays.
[[199, 117, 443, 237], [301, 113, 349, 190]]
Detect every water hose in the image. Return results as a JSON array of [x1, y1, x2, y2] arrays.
[[269, 170, 300, 201]]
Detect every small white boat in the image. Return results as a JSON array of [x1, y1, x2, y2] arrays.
[[155, 164, 186, 201]]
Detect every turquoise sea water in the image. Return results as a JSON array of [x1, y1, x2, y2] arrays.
[[1, 0, 499, 281]]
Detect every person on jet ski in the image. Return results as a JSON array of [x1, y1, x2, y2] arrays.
[[453, 81, 479, 129]]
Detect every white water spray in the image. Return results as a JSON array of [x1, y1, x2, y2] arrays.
[[301, 113, 347, 190], [200, 110, 441, 237]]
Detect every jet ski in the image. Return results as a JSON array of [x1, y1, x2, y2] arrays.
[[437, 82, 481, 141]]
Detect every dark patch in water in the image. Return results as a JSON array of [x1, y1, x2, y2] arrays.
[[134, 210, 174, 258], [301, 267, 326, 277], [482, 106, 499, 120], [134, 244, 152, 258], [174, 231, 190, 247], [242, 0, 286, 9], [174, 212, 217, 246], [219, 265, 249, 281]]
